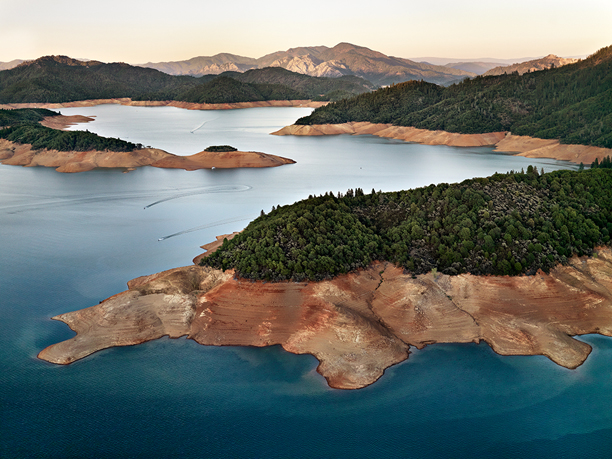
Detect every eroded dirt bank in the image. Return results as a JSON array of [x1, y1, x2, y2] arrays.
[[39, 114, 95, 130], [0, 139, 294, 173], [272, 122, 612, 165], [38, 247, 612, 389], [0, 99, 328, 111]]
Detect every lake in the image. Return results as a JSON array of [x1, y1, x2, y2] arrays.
[[1, 105, 610, 458]]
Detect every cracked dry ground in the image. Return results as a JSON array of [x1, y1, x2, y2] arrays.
[[39, 249, 612, 389]]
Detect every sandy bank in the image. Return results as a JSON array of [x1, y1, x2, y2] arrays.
[[38, 244, 612, 390], [40, 114, 95, 130], [0, 99, 328, 111], [0, 139, 295, 173], [192, 232, 241, 265], [272, 122, 612, 165]]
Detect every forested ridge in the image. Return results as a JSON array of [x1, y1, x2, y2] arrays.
[[202, 168, 612, 281], [297, 45, 612, 148], [0, 56, 372, 104], [0, 108, 138, 152]]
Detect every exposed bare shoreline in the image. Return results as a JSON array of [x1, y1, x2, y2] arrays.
[[0, 98, 328, 111], [38, 237, 612, 390], [272, 122, 612, 165], [0, 138, 294, 173], [0, 114, 295, 173]]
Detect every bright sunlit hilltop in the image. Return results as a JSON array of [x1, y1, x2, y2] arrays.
[[1, 0, 610, 64]]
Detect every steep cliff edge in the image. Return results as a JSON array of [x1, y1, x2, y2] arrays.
[[38, 247, 612, 389]]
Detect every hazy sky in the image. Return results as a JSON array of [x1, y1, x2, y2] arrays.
[[1, 0, 611, 63]]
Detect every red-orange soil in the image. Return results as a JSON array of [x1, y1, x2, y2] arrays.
[[38, 245, 612, 389]]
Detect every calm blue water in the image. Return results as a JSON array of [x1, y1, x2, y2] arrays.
[[2, 105, 611, 458]]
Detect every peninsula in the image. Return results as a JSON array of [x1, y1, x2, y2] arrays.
[[37, 244, 612, 390], [39, 168, 612, 389], [0, 110, 295, 172]]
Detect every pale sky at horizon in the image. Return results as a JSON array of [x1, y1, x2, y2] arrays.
[[1, 0, 611, 63]]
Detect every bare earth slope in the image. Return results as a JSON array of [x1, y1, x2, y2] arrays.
[[0, 139, 294, 173], [272, 122, 612, 165], [39, 245, 612, 390]]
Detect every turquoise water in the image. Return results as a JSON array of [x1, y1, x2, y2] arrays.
[[1, 106, 611, 458]]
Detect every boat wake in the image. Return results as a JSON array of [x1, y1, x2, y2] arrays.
[[158, 215, 256, 241]]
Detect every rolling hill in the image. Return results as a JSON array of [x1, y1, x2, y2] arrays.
[[0, 56, 373, 104]]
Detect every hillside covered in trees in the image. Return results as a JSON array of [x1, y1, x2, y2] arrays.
[[202, 168, 612, 281], [0, 56, 373, 104], [225, 67, 375, 101], [0, 108, 138, 152], [297, 45, 612, 149]]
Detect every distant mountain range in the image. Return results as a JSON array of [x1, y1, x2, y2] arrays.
[[482, 54, 579, 76], [411, 56, 541, 66], [443, 61, 506, 75], [0, 56, 373, 104], [1, 44, 582, 85], [141, 43, 477, 86]]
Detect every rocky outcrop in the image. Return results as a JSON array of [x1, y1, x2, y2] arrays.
[[272, 122, 612, 165], [269, 55, 350, 78], [38, 244, 612, 390], [0, 139, 295, 173], [0, 99, 327, 111]]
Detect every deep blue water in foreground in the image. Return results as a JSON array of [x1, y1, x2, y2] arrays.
[[1, 106, 611, 458]]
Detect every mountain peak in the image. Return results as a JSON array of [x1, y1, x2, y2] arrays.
[[141, 43, 476, 86], [330, 42, 385, 59]]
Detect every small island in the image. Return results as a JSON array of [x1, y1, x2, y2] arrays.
[[39, 167, 612, 389], [0, 109, 295, 172]]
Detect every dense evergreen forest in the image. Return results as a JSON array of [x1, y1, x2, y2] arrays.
[[224, 67, 375, 101], [0, 56, 372, 104], [175, 76, 308, 104], [0, 107, 57, 125], [202, 168, 612, 281], [297, 45, 612, 148], [0, 108, 138, 152]]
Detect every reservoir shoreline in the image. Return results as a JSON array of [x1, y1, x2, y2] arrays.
[[0, 98, 328, 111], [272, 122, 612, 165], [38, 241, 612, 390], [0, 138, 295, 173]]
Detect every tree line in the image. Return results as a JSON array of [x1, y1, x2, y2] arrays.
[[202, 167, 612, 281], [0, 108, 138, 152]]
